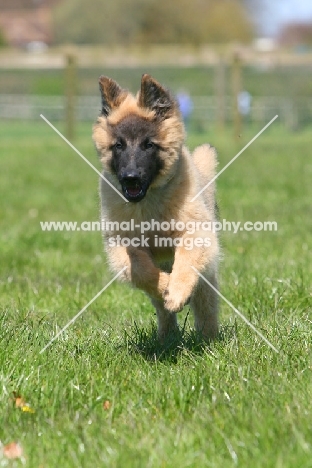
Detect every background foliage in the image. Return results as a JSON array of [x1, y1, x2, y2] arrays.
[[53, 0, 253, 45]]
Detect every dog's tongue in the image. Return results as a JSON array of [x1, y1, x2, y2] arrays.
[[127, 186, 141, 197]]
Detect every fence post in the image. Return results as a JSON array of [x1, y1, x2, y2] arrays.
[[215, 55, 226, 130], [65, 53, 77, 140], [231, 51, 242, 139]]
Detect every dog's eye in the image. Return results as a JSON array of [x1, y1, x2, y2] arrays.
[[144, 140, 155, 150], [114, 141, 123, 150]]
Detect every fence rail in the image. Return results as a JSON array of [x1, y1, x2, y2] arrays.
[[0, 94, 311, 128]]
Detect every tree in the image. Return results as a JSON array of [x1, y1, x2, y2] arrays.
[[137, 0, 253, 44], [52, 0, 254, 45], [0, 27, 7, 47], [53, 0, 149, 45]]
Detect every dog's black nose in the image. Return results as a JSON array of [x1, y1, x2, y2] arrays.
[[122, 170, 140, 180]]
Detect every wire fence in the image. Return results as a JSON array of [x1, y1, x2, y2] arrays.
[[1, 94, 311, 129]]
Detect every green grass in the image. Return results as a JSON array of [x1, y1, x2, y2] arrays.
[[0, 119, 311, 467]]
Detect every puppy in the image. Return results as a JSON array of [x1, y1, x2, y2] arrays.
[[93, 74, 219, 341]]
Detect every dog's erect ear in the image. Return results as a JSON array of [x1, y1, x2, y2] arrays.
[[138, 74, 175, 119], [99, 76, 127, 116]]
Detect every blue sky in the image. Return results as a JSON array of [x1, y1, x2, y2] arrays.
[[258, 0, 312, 35]]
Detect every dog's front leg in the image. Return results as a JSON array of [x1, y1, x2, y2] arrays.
[[164, 231, 218, 313], [150, 297, 179, 342], [107, 245, 169, 300]]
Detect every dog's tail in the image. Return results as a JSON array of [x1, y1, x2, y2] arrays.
[[192, 144, 218, 214]]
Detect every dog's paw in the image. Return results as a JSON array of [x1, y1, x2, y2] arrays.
[[163, 288, 191, 313], [157, 272, 170, 297]]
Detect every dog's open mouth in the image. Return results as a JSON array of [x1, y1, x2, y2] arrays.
[[122, 178, 146, 202]]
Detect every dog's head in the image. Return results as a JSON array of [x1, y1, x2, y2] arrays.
[[92, 74, 185, 202]]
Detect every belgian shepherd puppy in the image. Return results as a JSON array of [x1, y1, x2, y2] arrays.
[[93, 74, 219, 342]]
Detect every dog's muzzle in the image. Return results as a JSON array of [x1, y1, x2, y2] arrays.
[[121, 175, 147, 202]]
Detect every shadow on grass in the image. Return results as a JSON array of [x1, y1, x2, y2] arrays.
[[123, 311, 236, 363]]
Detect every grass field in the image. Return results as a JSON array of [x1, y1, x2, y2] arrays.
[[0, 118, 311, 467]]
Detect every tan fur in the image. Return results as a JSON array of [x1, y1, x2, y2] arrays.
[[93, 75, 220, 342], [108, 95, 155, 125]]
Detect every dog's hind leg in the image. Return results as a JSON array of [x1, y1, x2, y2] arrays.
[[190, 270, 219, 341], [150, 298, 179, 342]]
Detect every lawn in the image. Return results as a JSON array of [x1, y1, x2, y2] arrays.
[[0, 118, 311, 467]]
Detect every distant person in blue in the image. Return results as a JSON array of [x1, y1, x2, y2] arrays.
[[177, 90, 193, 129], [237, 90, 252, 121]]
